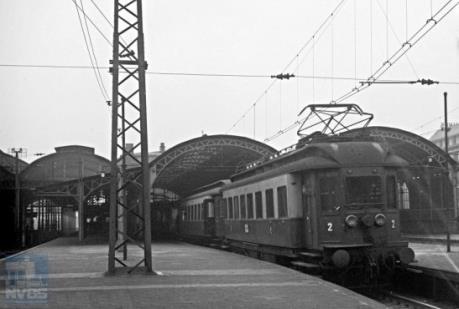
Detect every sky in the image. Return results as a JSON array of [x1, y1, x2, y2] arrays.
[[0, 0, 458, 162]]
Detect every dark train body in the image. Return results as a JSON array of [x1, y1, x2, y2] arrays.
[[177, 137, 415, 278]]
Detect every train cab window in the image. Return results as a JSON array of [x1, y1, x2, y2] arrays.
[[228, 198, 233, 219], [234, 196, 240, 219], [345, 176, 382, 205], [247, 193, 254, 219], [277, 186, 288, 217], [386, 176, 397, 209], [265, 189, 274, 218], [240, 195, 246, 219], [255, 191, 263, 218], [319, 177, 339, 212]]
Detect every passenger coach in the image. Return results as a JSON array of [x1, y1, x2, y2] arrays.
[[178, 137, 415, 276]]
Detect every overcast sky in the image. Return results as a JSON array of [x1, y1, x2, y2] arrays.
[[1, 0, 458, 162]]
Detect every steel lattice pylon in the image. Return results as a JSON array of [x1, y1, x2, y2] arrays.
[[108, 0, 152, 274]]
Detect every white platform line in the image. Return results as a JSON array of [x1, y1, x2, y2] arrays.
[[0, 281, 319, 293], [0, 269, 283, 280]]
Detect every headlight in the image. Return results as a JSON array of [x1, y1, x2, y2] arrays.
[[361, 214, 374, 227], [345, 215, 358, 228], [375, 213, 386, 226]]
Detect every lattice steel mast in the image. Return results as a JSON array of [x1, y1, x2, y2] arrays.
[[108, 0, 152, 274]]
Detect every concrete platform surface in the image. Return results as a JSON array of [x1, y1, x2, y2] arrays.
[[404, 233, 459, 245], [409, 242, 459, 273], [0, 237, 385, 309]]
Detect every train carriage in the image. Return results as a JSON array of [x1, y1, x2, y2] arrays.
[[178, 136, 415, 277]]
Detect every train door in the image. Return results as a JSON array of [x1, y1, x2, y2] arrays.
[[203, 199, 216, 236], [302, 172, 319, 249], [317, 170, 342, 245]]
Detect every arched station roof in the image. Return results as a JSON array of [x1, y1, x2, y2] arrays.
[[0, 149, 28, 174], [21, 145, 110, 187], [149, 135, 277, 197], [342, 126, 457, 169]]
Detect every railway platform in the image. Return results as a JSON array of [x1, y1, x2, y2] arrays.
[[0, 237, 384, 309], [408, 240, 459, 273]]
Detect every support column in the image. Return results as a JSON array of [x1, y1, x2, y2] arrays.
[[78, 181, 85, 241]]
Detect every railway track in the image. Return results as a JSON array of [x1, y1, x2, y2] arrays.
[[192, 239, 459, 307], [375, 290, 452, 309]]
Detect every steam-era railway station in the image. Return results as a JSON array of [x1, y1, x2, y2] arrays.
[[2, 0, 459, 308], [1, 126, 459, 308]]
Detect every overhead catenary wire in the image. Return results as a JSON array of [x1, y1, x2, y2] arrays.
[[71, 0, 112, 46], [264, 0, 459, 142], [225, 0, 347, 134], [89, 0, 113, 27], [375, 0, 419, 79], [73, 0, 109, 102], [79, 0, 110, 100], [1, 63, 459, 85]]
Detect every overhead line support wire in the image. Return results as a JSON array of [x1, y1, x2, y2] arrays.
[[264, 0, 459, 142], [79, 0, 110, 99], [226, 0, 347, 135], [2, 64, 459, 85], [71, 0, 113, 46], [73, 0, 109, 102]]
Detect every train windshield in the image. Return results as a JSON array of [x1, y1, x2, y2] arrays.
[[345, 176, 382, 206]]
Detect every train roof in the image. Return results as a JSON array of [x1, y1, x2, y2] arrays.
[[181, 179, 230, 201], [231, 139, 408, 182]]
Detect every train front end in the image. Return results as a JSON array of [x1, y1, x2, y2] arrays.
[[313, 141, 415, 277]]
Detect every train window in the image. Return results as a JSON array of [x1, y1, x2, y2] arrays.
[[319, 177, 339, 212], [399, 182, 410, 209], [208, 201, 214, 218], [386, 176, 397, 209], [277, 186, 288, 217], [345, 176, 382, 205], [221, 198, 227, 218], [240, 195, 246, 219], [265, 189, 274, 218], [247, 193, 254, 219], [228, 197, 233, 219], [234, 196, 240, 219], [255, 191, 263, 218]]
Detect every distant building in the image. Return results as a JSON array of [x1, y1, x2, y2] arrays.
[[429, 123, 459, 161], [0, 150, 28, 174], [123, 142, 166, 169]]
